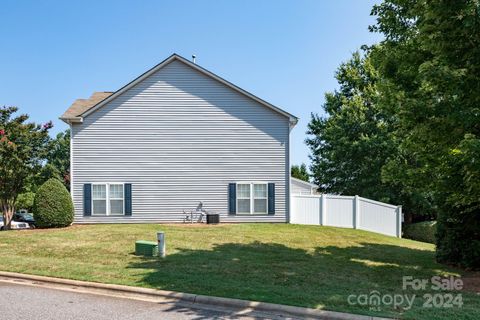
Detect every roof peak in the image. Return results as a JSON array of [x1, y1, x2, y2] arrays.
[[61, 54, 298, 124]]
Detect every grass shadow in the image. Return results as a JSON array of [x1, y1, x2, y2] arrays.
[[128, 241, 475, 319]]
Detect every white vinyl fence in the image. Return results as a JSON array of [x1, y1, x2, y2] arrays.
[[290, 194, 402, 237]]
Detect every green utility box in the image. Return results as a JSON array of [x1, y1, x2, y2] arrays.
[[135, 240, 158, 257]]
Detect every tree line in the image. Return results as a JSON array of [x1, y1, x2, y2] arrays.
[[306, 0, 479, 268]]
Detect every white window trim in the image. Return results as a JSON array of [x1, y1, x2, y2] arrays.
[[236, 182, 268, 215], [92, 183, 125, 216]]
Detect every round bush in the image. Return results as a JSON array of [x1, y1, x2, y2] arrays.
[[403, 221, 436, 244], [33, 178, 74, 228]]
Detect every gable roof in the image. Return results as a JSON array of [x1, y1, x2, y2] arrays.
[[60, 53, 298, 125], [291, 177, 318, 189]]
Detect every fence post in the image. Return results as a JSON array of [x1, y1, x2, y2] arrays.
[[320, 194, 327, 225], [354, 195, 361, 229], [397, 205, 402, 238]]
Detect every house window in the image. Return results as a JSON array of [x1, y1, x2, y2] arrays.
[[237, 184, 251, 214], [92, 183, 124, 215], [92, 184, 107, 215], [236, 182, 268, 214], [109, 184, 124, 215], [253, 184, 267, 213]]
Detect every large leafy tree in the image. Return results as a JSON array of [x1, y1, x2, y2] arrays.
[[0, 107, 52, 229], [306, 51, 405, 205], [37, 129, 70, 190], [291, 163, 310, 182], [48, 129, 70, 188], [370, 0, 480, 267]]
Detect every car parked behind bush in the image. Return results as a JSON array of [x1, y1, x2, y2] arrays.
[[13, 210, 36, 228]]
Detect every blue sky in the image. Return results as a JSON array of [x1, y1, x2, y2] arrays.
[[0, 0, 381, 167]]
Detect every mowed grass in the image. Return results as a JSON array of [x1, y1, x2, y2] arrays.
[[0, 224, 478, 319]]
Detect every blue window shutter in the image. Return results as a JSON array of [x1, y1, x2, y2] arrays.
[[124, 184, 132, 216], [268, 183, 275, 215], [83, 184, 92, 216], [228, 183, 236, 214]]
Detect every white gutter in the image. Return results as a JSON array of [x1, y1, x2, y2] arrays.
[[59, 117, 83, 124]]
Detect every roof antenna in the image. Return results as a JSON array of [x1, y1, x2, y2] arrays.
[[192, 54, 196, 63]]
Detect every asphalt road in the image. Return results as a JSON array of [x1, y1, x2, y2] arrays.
[[0, 281, 293, 320]]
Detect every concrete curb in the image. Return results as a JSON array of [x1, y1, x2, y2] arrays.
[[0, 271, 390, 320]]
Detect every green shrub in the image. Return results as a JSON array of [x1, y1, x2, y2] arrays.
[[33, 178, 74, 228], [403, 221, 437, 244], [15, 192, 35, 212]]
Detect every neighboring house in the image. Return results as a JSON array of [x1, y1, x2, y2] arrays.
[[60, 54, 298, 223], [291, 177, 319, 195]]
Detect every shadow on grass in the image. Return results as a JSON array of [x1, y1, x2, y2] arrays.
[[128, 241, 465, 319]]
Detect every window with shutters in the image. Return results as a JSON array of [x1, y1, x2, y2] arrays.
[[253, 184, 267, 213], [237, 184, 251, 214], [109, 184, 124, 215], [236, 182, 268, 214], [92, 184, 107, 215], [92, 183, 124, 215]]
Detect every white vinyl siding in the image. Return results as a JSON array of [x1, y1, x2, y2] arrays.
[[291, 178, 317, 195], [71, 60, 289, 223]]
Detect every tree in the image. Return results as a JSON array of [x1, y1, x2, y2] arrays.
[[15, 192, 35, 212], [36, 129, 70, 190], [306, 51, 407, 206], [291, 163, 309, 182], [0, 106, 52, 229], [47, 129, 70, 187], [370, 0, 480, 268]]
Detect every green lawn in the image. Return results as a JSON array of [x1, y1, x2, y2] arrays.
[[0, 224, 478, 319]]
